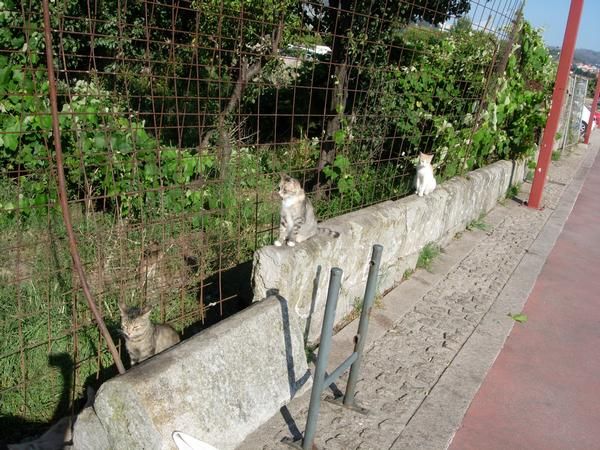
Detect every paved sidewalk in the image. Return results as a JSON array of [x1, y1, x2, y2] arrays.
[[449, 146, 600, 450], [241, 135, 598, 450]]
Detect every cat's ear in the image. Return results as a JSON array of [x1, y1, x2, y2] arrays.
[[279, 172, 289, 181], [140, 304, 153, 316], [118, 301, 127, 315]]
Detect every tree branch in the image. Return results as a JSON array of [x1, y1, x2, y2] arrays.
[[199, 19, 285, 152]]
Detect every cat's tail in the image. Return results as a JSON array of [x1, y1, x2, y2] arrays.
[[318, 227, 340, 238]]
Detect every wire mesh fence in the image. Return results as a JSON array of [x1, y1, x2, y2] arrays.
[[1, 0, 537, 441], [557, 74, 589, 151]]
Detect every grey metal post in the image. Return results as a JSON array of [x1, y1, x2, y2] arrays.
[[343, 244, 383, 407], [302, 267, 343, 450]]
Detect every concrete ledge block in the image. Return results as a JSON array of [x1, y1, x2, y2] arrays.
[[72, 406, 111, 450], [252, 160, 526, 342], [73, 296, 310, 450]]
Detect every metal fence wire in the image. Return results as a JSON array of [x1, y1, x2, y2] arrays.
[[556, 74, 588, 152], [1, 0, 524, 440], [568, 75, 589, 148]]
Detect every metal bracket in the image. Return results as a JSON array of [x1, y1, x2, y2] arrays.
[[279, 245, 383, 450]]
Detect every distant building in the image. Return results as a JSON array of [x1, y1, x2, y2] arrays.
[[573, 62, 599, 76]]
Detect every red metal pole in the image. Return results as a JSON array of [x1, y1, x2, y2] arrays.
[[583, 72, 600, 144], [528, 0, 584, 209]]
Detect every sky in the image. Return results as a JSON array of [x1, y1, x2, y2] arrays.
[[523, 0, 600, 51]]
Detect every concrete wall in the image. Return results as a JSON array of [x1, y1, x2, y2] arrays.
[[72, 296, 310, 450], [72, 160, 524, 449], [252, 160, 526, 342]]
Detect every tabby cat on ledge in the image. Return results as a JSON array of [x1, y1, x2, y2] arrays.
[[119, 303, 180, 365], [275, 174, 340, 247]]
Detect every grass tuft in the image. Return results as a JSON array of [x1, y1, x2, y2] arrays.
[[416, 243, 441, 272], [467, 214, 489, 231], [526, 170, 534, 182], [506, 183, 521, 199]]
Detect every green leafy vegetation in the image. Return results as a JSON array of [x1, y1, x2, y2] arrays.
[[526, 170, 535, 182], [506, 183, 521, 199], [304, 344, 317, 364], [509, 312, 528, 323], [417, 243, 442, 271]]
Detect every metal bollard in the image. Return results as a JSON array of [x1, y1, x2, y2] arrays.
[[343, 244, 383, 408], [283, 245, 383, 450], [301, 267, 342, 449]]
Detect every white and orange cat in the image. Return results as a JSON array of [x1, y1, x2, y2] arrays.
[[415, 152, 437, 196]]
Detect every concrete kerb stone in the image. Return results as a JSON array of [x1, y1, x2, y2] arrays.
[[71, 405, 111, 450], [72, 296, 310, 450], [252, 159, 526, 343]]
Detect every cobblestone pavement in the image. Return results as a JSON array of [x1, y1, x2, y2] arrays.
[[240, 144, 590, 450]]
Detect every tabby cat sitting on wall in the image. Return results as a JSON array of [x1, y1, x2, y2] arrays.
[[274, 174, 340, 247], [119, 303, 180, 365]]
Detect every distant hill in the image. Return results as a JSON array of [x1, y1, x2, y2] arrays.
[[574, 49, 600, 67], [548, 46, 600, 67]]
